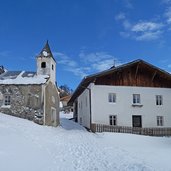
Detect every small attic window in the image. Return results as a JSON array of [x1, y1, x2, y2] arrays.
[[52, 64, 54, 70], [41, 62, 46, 68]]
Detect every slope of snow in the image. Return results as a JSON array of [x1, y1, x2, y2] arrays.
[[0, 112, 171, 171]]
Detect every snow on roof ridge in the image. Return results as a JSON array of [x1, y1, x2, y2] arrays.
[[19, 71, 25, 78], [0, 71, 49, 85]]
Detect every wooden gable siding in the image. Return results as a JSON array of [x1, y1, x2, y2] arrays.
[[95, 64, 171, 88]]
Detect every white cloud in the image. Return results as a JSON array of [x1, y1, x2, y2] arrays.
[[92, 59, 115, 72], [117, 17, 164, 41], [123, 20, 132, 29], [80, 52, 115, 63], [164, 7, 171, 24], [115, 12, 126, 21], [162, 0, 171, 4], [54, 52, 77, 67], [134, 30, 163, 41], [129, 22, 164, 41], [54, 51, 122, 78], [66, 67, 88, 78], [53, 52, 87, 78], [115, 13, 131, 29], [79, 51, 122, 71], [131, 22, 164, 32], [115, 1, 171, 42]]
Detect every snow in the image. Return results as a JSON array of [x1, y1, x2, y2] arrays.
[[60, 111, 73, 119], [0, 112, 171, 171], [60, 101, 63, 108], [0, 71, 49, 84]]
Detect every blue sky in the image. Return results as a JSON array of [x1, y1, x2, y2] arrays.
[[1, 0, 171, 89]]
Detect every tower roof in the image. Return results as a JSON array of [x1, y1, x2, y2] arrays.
[[37, 41, 56, 62]]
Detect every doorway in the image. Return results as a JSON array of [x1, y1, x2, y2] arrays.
[[132, 115, 142, 127]]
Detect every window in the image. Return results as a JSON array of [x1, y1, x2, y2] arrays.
[[109, 115, 117, 126], [157, 116, 164, 126], [108, 93, 116, 103], [133, 94, 140, 104], [156, 95, 163, 105], [41, 62, 46, 68], [52, 64, 54, 70], [4, 95, 11, 106]]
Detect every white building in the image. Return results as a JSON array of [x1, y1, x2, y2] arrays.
[[68, 60, 171, 133]]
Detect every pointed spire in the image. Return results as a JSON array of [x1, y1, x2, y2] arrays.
[[38, 41, 56, 62]]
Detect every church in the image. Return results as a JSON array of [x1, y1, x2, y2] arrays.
[[0, 41, 60, 127]]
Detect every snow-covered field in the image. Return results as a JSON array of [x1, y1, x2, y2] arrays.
[[0, 112, 171, 171]]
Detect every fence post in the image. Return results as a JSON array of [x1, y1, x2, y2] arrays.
[[90, 123, 96, 133]]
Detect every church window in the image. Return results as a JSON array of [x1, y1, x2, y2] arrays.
[[4, 95, 11, 106], [41, 62, 46, 68], [52, 64, 54, 70]]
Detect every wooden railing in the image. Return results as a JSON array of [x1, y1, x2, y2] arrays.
[[91, 123, 171, 136]]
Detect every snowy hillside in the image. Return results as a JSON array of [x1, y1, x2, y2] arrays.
[[0, 112, 171, 171]]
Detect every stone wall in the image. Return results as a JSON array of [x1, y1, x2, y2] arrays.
[[0, 85, 43, 121], [45, 81, 60, 126]]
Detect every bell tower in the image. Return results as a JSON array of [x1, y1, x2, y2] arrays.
[[36, 41, 56, 84]]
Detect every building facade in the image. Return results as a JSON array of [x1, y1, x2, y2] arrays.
[[0, 41, 60, 127], [69, 60, 171, 132]]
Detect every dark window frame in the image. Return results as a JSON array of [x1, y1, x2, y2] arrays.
[[156, 95, 163, 105], [108, 93, 116, 103], [4, 95, 11, 106], [109, 115, 117, 126], [157, 116, 164, 126], [133, 94, 140, 104]]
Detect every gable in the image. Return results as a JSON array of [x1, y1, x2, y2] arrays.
[[95, 61, 171, 88]]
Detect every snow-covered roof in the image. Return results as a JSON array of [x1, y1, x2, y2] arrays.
[[0, 71, 49, 85]]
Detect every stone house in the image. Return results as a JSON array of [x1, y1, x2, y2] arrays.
[[0, 41, 60, 127]]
